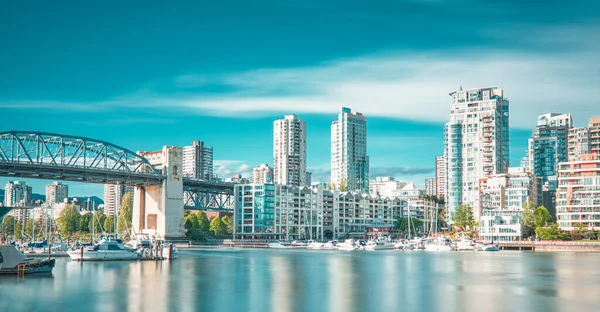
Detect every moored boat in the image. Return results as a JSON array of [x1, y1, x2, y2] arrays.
[[0, 245, 55, 275], [336, 239, 357, 251], [482, 244, 500, 251], [365, 236, 395, 251], [306, 240, 325, 249], [267, 241, 291, 249], [67, 238, 142, 261]]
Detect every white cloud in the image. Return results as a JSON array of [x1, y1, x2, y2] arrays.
[[213, 160, 252, 179]]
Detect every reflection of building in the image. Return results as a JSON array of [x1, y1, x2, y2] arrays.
[[445, 87, 510, 221], [46, 181, 69, 204], [274, 114, 307, 186], [103, 184, 133, 215], [556, 154, 600, 231], [182, 140, 213, 180], [252, 164, 274, 184], [233, 184, 405, 239], [369, 176, 406, 197], [331, 107, 369, 192]]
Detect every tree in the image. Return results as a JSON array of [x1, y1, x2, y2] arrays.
[[184, 214, 200, 233], [210, 217, 226, 235], [221, 215, 233, 234], [394, 217, 424, 232], [57, 204, 80, 236], [25, 219, 34, 238], [339, 178, 349, 192], [438, 208, 447, 228], [452, 204, 476, 230], [15, 220, 22, 240], [104, 215, 115, 233], [533, 205, 553, 228], [91, 210, 107, 234], [197, 211, 210, 233], [535, 224, 560, 240], [79, 212, 93, 233], [2, 215, 15, 237], [118, 192, 133, 235], [522, 202, 536, 238], [187, 228, 205, 241]]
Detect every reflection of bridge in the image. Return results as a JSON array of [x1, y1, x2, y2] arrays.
[[0, 131, 234, 238]]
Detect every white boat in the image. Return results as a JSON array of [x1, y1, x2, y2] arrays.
[[322, 241, 337, 249], [455, 238, 476, 251], [268, 241, 291, 249], [306, 240, 325, 249], [67, 239, 142, 261], [424, 237, 454, 252], [290, 240, 308, 248], [161, 243, 179, 259], [482, 244, 500, 251], [336, 239, 357, 251], [365, 236, 395, 251]]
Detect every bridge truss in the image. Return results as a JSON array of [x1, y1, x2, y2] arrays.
[[183, 179, 234, 210]]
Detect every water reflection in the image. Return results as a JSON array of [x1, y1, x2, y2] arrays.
[[1, 250, 600, 312]]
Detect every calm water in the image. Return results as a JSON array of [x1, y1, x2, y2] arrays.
[[1, 249, 600, 312]]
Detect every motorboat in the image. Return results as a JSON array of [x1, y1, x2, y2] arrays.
[[336, 239, 357, 251], [67, 238, 142, 261], [322, 241, 337, 249], [124, 233, 152, 250], [365, 236, 395, 251], [267, 241, 291, 249], [455, 238, 476, 251], [482, 244, 500, 251], [424, 237, 454, 252], [306, 240, 325, 249], [0, 245, 55, 275], [161, 243, 179, 260], [290, 240, 308, 248]]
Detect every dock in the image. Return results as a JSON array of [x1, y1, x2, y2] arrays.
[[499, 241, 600, 252]]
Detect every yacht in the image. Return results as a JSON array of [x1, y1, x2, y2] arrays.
[[322, 241, 337, 249], [336, 239, 357, 251], [365, 236, 395, 251], [455, 238, 476, 251], [67, 238, 142, 261], [306, 240, 325, 249], [290, 240, 308, 248], [0, 244, 55, 274], [267, 241, 291, 249], [424, 237, 454, 252]]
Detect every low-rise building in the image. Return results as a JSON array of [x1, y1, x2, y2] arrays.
[[556, 154, 600, 231], [479, 209, 523, 242], [369, 176, 406, 197]]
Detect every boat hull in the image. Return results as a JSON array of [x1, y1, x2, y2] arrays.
[[68, 250, 141, 261], [0, 258, 55, 275]]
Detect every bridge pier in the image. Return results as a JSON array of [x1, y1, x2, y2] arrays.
[[133, 146, 185, 240]]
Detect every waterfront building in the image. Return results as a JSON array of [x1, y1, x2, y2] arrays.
[[103, 184, 133, 216], [331, 107, 369, 193], [478, 167, 541, 213], [445, 87, 510, 222], [182, 140, 214, 180], [435, 156, 447, 198], [45, 181, 68, 205], [233, 183, 405, 240], [252, 164, 274, 184], [273, 114, 307, 187], [479, 209, 523, 242], [369, 176, 406, 197], [425, 178, 436, 196], [556, 154, 600, 231]]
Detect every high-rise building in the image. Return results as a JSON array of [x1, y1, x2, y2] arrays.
[[4, 181, 32, 207], [252, 164, 274, 184], [435, 156, 447, 198], [45, 181, 68, 204], [273, 115, 307, 186], [556, 154, 600, 231], [589, 116, 600, 154], [425, 178, 436, 196], [103, 184, 133, 216], [568, 127, 589, 161], [182, 140, 213, 180], [331, 107, 369, 192], [526, 113, 572, 187], [445, 87, 510, 221]]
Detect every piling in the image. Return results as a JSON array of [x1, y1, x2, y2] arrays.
[[168, 244, 173, 260], [80, 246, 84, 262]]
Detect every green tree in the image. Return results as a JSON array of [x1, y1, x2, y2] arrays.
[[184, 214, 200, 233], [104, 215, 115, 233], [339, 178, 349, 192], [221, 215, 233, 234], [452, 204, 476, 230], [187, 228, 205, 241], [197, 211, 210, 233], [210, 217, 226, 235], [535, 223, 560, 240], [15, 220, 22, 240], [57, 204, 80, 236], [79, 212, 93, 233], [522, 202, 535, 237], [2, 215, 15, 237], [118, 192, 133, 235], [91, 210, 107, 234], [394, 217, 424, 232], [25, 219, 34, 238], [533, 205, 553, 228]]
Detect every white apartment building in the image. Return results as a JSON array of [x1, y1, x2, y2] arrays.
[[182, 140, 213, 180], [46, 181, 68, 205], [425, 178, 436, 196], [4, 181, 33, 220], [273, 115, 307, 186], [390, 182, 423, 199], [331, 107, 369, 193], [445, 87, 510, 222], [369, 176, 406, 197], [556, 154, 600, 231], [435, 155, 447, 198], [252, 164, 274, 184], [103, 184, 133, 215], [478, 168, 540, 212], [479, 210, 523, 242]]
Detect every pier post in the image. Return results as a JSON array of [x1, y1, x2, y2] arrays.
[[169, 244, 173, 260], [80, 246, 83, 262]]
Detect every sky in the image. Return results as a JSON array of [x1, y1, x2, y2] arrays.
[[0, 0, 599, 197]]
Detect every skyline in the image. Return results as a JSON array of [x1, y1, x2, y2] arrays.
[[1, 0, 598, 196]]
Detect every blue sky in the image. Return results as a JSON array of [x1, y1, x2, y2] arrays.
[[1, 0, 598, 197]]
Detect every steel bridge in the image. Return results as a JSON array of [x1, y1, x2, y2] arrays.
[[0, 131, 233, 210]]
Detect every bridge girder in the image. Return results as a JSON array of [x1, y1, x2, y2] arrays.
[[183, 187, 234, 211]]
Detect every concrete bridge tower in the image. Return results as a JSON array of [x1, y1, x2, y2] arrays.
[[133, 146, 185, 239]]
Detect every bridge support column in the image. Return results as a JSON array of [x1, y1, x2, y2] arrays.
[[133, 146, 184, 240]]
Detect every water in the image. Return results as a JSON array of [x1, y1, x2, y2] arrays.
[[1, 249, 600, 312]]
